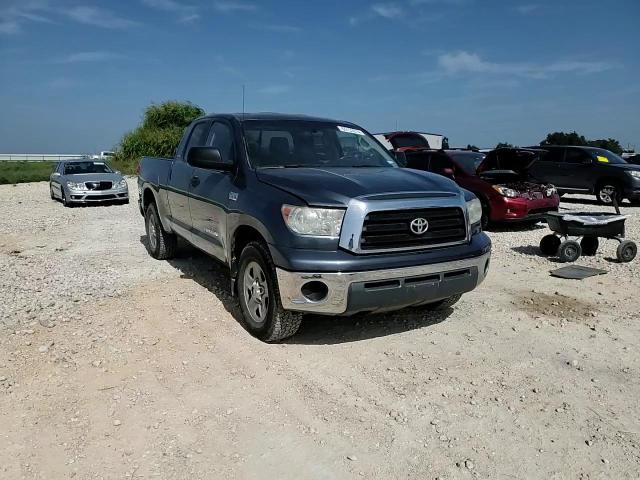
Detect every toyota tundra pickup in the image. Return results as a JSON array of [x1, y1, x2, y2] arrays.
[[137, 113, 491, 341]]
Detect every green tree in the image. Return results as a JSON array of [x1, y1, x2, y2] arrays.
[[541, 131, 588, 146], [588, 138, 623, 155], [113, 101, 204, 173], [496, 142, 514, 149]]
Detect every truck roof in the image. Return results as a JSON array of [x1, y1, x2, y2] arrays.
[[201, 112, 356, 125]]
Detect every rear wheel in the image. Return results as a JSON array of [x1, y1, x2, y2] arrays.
[[616, 240, 637, 263], [596, 183, 621, 205], [540, 234, 561, 255], [558, 240, 582, 262], [144, 203, 177, 260], [580, 236, 599, 256], [238, 241, 303, 342]]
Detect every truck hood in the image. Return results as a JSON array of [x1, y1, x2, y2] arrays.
[[256, 167, 460, 207]]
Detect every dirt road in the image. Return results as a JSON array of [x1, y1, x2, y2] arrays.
[[1, 180, 639, 479]]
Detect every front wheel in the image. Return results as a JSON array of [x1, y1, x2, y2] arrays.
[[596, 184, 621, 205], [50, 184, 55, 200], [238, 242, 302, 342], [61, 189, 70, 207], [616, 240, 637, 263]]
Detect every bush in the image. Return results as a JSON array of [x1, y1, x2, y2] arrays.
[[0, 161, 56, 185], [114, 101, 204, 174]]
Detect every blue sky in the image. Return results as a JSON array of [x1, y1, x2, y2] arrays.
[[1, 0, 639, 153]]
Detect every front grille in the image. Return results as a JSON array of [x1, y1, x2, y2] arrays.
[[360, 207, 467, 251], [85, 181, 113, 191], [86, 194, 116, 200]]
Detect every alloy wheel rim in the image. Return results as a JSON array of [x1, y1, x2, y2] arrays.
[[599, 186, 616, 204], [243, 261, 269, 325], [147, 215, 158, 250]]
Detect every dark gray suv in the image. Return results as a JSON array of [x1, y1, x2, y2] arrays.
[[527, 146, 640, 205]]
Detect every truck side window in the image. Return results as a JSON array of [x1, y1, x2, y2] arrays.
[[184, 122, 212, 160], [540, 148, 564, 163], [210, 122, 235, 164]]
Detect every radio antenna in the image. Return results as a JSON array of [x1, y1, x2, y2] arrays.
[[242, 84, 246, 118]]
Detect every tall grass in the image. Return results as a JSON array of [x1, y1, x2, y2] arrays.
[[0, 161, 56, 185]]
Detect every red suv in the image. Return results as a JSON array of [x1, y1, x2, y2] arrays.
[[400, 147, 560, 227]]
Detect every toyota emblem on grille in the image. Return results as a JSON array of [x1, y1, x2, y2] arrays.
[[410, 217, 429, 235]]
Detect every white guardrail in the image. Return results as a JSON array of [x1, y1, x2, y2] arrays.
[[0, 154, 88, 162]]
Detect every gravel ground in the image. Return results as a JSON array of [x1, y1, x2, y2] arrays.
[[1, 179, 639, 479]]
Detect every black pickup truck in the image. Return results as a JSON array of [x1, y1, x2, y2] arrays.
[[137, 113, 491, 341]]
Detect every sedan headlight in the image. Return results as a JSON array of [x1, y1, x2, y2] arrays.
[[466, 198, 482, 226], [67, 181, 87, 191], [115, 178, 127, 189], [628, 170, 640, 179], [492, 185, 519, 198], [281, 205, 345, 237]]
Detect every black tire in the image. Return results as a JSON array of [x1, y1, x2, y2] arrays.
[[616, 240, 637, 263], [539, 234, 561, 255], [61, 189, 71, 207], [580, 236, 599, 256], [50, 184, 55, 200], [596, 183, 621, 205], [421, 294, 462, 311], [144, 203, 177, 260], [237, 241, 303, 342], [558, 240, 582, 263]]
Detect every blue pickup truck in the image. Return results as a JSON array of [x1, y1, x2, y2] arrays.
[[138, 113, 491, 341]]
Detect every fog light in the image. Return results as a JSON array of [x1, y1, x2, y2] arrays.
[[301, 281, 329, 302]]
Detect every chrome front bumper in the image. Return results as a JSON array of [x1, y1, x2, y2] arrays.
[[276, 251, 491, 315], [68, 188, 129, 202]]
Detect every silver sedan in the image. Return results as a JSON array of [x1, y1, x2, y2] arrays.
[[50, 159, 129, 207]]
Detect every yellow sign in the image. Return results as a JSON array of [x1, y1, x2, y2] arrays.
[[597, 155, 609, 163]]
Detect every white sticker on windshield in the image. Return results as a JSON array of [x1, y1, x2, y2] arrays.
[[337, 125, 365, 136]]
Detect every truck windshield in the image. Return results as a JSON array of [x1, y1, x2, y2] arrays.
[[587, 148, 627, 165], [243, 120, 398, 169], [64, 162, 113, 175]]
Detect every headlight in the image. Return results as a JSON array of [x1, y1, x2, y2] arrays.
[[67, 181, 87, 191], [115, 179, 127, 189], [281, 205, 345, 237], [466, 198, 482, 226], [545, 186, 557, 197], [629, 171, 640, 179], [492, 185, 518, 198]]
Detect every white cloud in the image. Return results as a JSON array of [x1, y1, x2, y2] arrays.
[[438, 51, 613, 79], [0, 1, 52, 34], [252, 23, 301, 33], [371, 3, 404, 19], [515, 4, 541, 15], [56, 51, 123, 64], [65, 6, 137, 29], [141, 0, 200, 23], [213, 1, 257, 13]]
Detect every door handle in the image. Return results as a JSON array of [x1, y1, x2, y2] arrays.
[[190, 175, 200, 187]]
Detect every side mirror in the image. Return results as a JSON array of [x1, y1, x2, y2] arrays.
[[442, 167, 455, 178], [115, 170, 121, 174], [52, 172, 60, 176], [187, 147, 233, 171]]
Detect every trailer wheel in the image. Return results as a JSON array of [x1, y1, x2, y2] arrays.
[[539, 234, 561, 255], [616, 240, 637, 263], [580, 236, 599, 256], [558, 240, 582, 262]]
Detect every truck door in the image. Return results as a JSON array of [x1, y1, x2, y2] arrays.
[[167, 120, 212, 242], [188, 121, 236, 262]]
